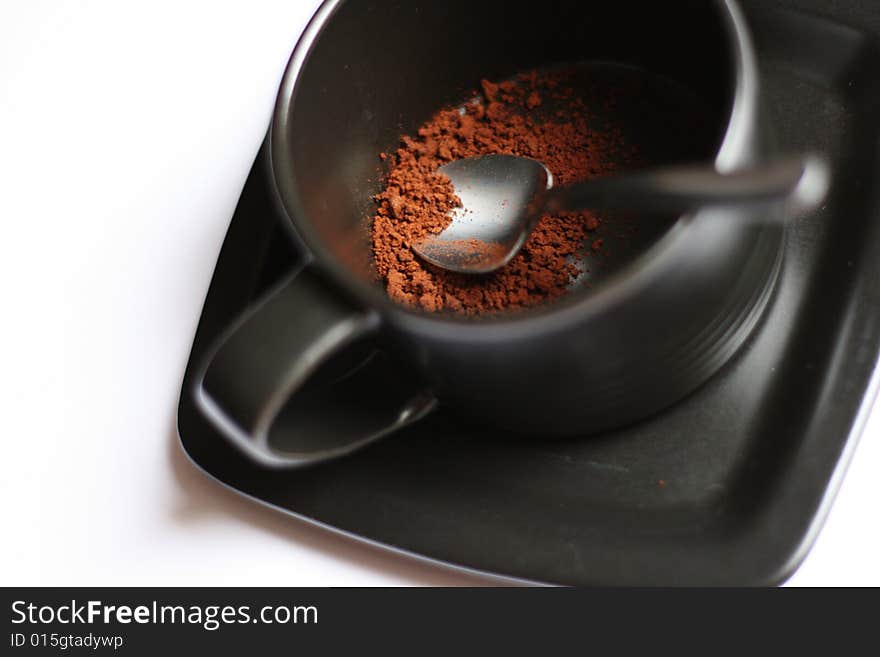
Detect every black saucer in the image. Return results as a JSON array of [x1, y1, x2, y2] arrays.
[[177, 3, 880, 585]]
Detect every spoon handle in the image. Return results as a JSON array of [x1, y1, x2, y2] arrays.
[[547, 154, 829, 216]]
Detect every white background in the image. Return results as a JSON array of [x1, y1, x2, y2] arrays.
[[0, 0, 877, 586]]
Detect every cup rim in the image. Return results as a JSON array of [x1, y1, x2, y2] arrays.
[[270, 0, 758, 337]]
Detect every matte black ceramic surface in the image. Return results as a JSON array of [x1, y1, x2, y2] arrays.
[[197, 0, 789, 466], [178, 2, 880, 585]]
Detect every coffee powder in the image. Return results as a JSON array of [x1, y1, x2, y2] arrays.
[[371, 67, 642, 315]]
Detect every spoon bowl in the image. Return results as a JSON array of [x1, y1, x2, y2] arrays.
[[414, 155, 554, 274]]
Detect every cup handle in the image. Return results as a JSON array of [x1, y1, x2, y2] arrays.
[[194, 264, 436, 467]]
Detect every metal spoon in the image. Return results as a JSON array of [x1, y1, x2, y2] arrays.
[[413, 154, 829, 274]]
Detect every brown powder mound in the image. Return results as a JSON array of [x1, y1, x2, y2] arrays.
[[371, 67, 638, 316]]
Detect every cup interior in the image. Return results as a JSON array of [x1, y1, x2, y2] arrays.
[[275, 0, 737, 313]]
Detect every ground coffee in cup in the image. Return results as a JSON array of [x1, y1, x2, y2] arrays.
[[371, 67, 645, 315]]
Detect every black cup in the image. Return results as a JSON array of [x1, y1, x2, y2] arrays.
[[196, 0, 788, 467]]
